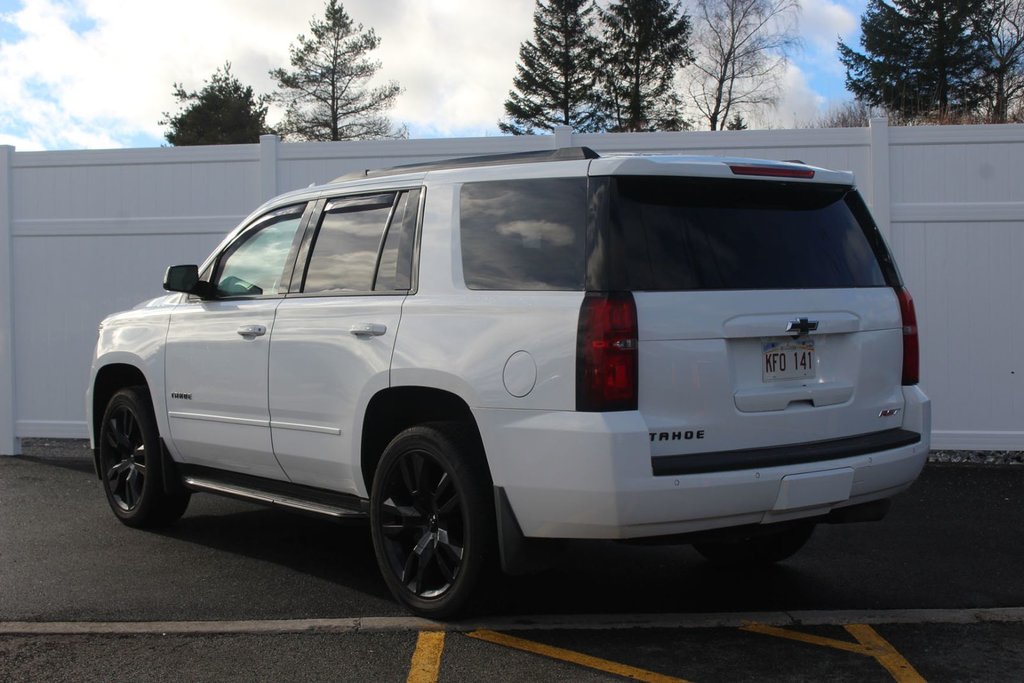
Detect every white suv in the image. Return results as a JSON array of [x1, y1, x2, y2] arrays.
[[87, 148, 930, 617]]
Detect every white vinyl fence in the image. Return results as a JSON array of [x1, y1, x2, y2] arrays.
[[1, 120, 1022, 454]]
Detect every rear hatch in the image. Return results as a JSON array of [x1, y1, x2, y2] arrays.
[[588, 159, 910, 466]]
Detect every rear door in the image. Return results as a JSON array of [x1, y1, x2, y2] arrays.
[[599, 174, 907, 460], [268, 189, 420, 493]]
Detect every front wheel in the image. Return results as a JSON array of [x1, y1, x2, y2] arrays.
[[97, 387, 190, 528], [693, 523, 815, 567], [369, 423, 494, 618]]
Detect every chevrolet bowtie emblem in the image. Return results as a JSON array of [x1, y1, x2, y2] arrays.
[[786, 317, 819, 336]]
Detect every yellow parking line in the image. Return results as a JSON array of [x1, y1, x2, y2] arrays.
[[407, 630, 446, 683], [741, 622, 867, 655], [741, 622, 926, 683], [468, 629, 692, 683], [845, 624, 927, 683]]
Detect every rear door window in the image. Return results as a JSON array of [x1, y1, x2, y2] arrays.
[[608, 177, 889, 291], [299, 190, 419, 295]]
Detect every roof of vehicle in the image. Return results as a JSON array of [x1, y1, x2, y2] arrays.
[[334, 147, 601, 182], [328, 146, 855, 188]]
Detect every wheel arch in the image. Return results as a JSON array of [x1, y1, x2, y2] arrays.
[[90, 363, 151, 477], [360, 386, 490, 494]]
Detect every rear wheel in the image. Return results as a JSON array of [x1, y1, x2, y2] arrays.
[[369, 423, 494, 618], [97, 387, 190, 528], [693, 523, 815, 567]]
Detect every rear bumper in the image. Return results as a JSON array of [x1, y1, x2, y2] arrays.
[[651, 428, 921, 476], [477, 386, 930, 540]]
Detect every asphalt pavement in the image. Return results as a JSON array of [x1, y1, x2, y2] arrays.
[[2, 441, 1023, 681]]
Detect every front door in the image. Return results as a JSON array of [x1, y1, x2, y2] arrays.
[[164, 204, 309, 479]]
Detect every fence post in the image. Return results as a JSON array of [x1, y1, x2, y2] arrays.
[[0, 145, 20, 455], [869, 117, 892, 241], [553, 125, 573, 149], [259, 134, 280, 201]]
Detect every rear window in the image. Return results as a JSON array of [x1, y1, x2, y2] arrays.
[[460, 178, 586, 290], [608, 177, 888, 291]]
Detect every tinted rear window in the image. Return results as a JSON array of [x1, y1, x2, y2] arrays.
[[609, 177, 888, 291], [460, 178, 586, 290]]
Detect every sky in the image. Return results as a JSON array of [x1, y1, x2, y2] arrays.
[[0, 0, 867, 151]]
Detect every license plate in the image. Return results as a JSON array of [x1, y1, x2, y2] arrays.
[[762, 338, 816, 382]]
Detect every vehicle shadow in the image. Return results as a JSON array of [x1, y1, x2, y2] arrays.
[[154, 501, 393, 604], [148, 496, 833, 618], [492, 541, 820, 616]]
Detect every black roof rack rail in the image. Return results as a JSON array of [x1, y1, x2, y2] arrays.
[[335, 146, 600, 182]]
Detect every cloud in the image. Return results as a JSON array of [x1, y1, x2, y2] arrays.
[[801, 0, 860, 54], [0, 0, 534, 149], [750, 63, 827, 129], [793, 0, 864, 102], [365, 0, 534, 136], [0, 0, 866, 148]]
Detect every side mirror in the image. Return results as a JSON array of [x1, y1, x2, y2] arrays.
[[163, 265, 213, 297]]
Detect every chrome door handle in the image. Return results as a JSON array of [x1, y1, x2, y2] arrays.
[[349, 323, 387, 337], [236, 324, 267, 338]]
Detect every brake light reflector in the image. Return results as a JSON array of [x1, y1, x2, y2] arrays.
[[896, 287, 919, 385], [577, 292, 638, 411], [729, 164, 815, 179]]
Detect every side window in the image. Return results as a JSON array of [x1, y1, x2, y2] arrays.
[[460, 178, 586, 291], [374, 189, 420, 292], [213, 205, 305, 297], [302, 190, 419, 295]]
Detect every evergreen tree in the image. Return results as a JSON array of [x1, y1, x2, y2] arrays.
[[500, 0, 604, 134], [161, 63, 271, 146], [598, 0, 693, 131], [838, 0, 988, 121], [725, 113, 749, 130], [271, 0, 403, 141]]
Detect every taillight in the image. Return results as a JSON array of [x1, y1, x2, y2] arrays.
[[896, 287, 919, 385], [577, 292, 638, 411], [729, 164, 815, 179]]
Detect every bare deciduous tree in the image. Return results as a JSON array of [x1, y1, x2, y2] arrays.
[[686, 0, 800, 131], [978, 0, 1024, 122], [807, 100, 874, 128]]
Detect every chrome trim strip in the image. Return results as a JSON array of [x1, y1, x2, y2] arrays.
[[269, 420, 342, 436], [168, 412, 269, 428], [183, 477, 364, 519]]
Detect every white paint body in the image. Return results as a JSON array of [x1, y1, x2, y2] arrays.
[[88, 154, 930, 540]]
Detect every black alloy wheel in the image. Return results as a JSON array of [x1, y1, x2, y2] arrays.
[[103, 401, 148, 512], [97, 387, 189, 527], [370, 423, 493, 618]]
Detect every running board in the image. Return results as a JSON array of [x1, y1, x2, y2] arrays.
[[183, 476, 368, 520]]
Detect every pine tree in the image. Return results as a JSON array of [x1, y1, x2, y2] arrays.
[[270, 0, 403, 141], [725, 113, 749, 130], [500, 0, 604, 134], [161, 63, 271, 146], [838, 0, 989, 121], [598, 0, 693, 131]]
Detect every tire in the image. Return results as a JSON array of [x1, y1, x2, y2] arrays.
[[369, 423, 494, 619], [97, 387, 190, 528], [693, 523, 815, 567]]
